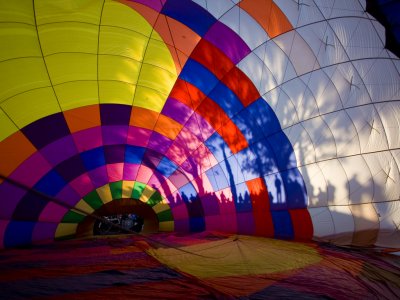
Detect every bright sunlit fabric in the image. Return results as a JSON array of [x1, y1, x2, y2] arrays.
[[0, 0, 399, 249]]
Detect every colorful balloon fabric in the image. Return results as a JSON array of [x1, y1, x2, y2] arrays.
[[0, 0, 399, 249]]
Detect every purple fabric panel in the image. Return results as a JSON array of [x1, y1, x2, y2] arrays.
[[39, 202, 68, 223], [102, 126, 129, 145], [183, 114, 204, 141], [195, 112, 215, 141], [0, 181, 27, 219], [40, 135, 78, 166], [162, 98, 194, 124], [0, 220, 9, 248], [69, 173, 94, 198], [236, 212, 255, 235], [88, 166, 109, 188], [123, 163, 140, 181], [127, 126, 151, 147], [173, 218, 189, 232], [72, 127, 103, 152], [147, 132, 173, 154], [9, 152, 52, 188], [32, 222, 58, 244], [56, 185, 82, 207], [147, 170, 167, 189], [204, 22, 251, 64], [132, 0, 163, 11], [200, 193, 220, 216]]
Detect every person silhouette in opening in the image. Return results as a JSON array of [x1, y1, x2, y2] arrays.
[[275, 175, 282, 203]]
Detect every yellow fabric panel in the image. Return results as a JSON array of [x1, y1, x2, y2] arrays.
[[38, 22, 98, 55], [0, 23, 41, 61], [97, 184, 113, 204], [159, 221, 174, 232], [144, 38, 177, 75], [0, 0, 35, 24], [138, 63, 176, 96], [35, 0, 103, 25], [1, 87, 60, 128], [46, 53, 97, 85], [75, 199, 95, 214], [99, 26, 148, 62], [99, 81, 135, 105], [153, 202, 170, 214], [122, 180, 135, 198], [140, 185, 156, 203], [0, 109, 18, 141], [133, 86, 167, 113], [55, 81, 98, 110], [0, 57, 50, 101], [149, 236, 321, 278], [55, 223, 78, 239], [98, 55, 140, 84], [101, 0, 152, 37]]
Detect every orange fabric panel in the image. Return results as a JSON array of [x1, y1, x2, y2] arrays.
[[166, 16, 201, 57], [289, 209, 313, 240], [0, 131, 36, 179], [154, 114, 183, 140], [166, 44, 183, 74], [63, 105, 101, 133], [240, 0, 293, 38], [190, 39, 235, 80], [246, 178, 274, 237], [130, 107, 159, 130], [222, 67, 260, 107], [217, 120, 248, 154], [169, 79, 205, 110]]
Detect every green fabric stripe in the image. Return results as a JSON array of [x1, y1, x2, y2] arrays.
[[110, 181, 123, 199], [83, 190, 103, 209], [62, 211, 86, 223], [132, 181, 146, 199], [157, 209, 173, 222], [147, 191, 163, 206]]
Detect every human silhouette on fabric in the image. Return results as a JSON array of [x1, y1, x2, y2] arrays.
[[275, 175, 282, 203]]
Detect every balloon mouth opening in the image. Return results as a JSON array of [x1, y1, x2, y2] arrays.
[[76, 199, 160, 238]]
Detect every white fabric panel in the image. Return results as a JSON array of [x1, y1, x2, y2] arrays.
[[220, 6, 269, 51], [373, 200, 400, 248], [263, 88, 299, 129], [272, 0, 298, 28], [296, 22, 348, 69], [280, 77, 319, 122], [322, 110, 360, 157], [346, 104, 389, 153], [370, 19, 388, 45], [329, 205, 355, 245], [299, 163, 328, 207], [353, 59, 400, 103], [273, 30, 319, 77], [256, 39, 297, 87], [363, 152, 400, 203], [324, 63, 371, 109], [294, 0, 325, 27], [308, 207, 335, 239], [329, 18, 386, 60], [316, 0, 367, 19], [340, 155, 373, 205], [302, 115, 336, 161], [318, 159, 348, 206], [375, 102, 400, 149], [191, 0, 235, 19], [283, 123, 316, 166]]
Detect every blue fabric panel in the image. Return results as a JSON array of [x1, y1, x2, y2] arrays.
[[55, 154, 87, 182], [247, 99, 281, 137], [205, 168, 219, 192], [232, 108, 264, 144], [267, 131, 298, 171], [271, 210, 294, 240], [12, 192, 48, 221], [280, 170, 308, 209], [125, 146, 145, 164], [189, 217, 205, 232], [156, 157, 178, 178], [34, 170, 67, 196], [179, 59, 219, 96], [104, 144, 125, 164], [81, 147, 106, 170], [208, 82, 244, 118], [233, 182, 252, 213], [205, 131, 232, 163], [210, 164, 229, 190], [162, 0, 216, 36], [4, 221, 35, 248], [220, 154, 245, 186]]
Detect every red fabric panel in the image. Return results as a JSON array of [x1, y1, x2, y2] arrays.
[[289, 209, 313, 240]]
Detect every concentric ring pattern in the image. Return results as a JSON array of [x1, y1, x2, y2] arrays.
[[0, 0, 399, 249]]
